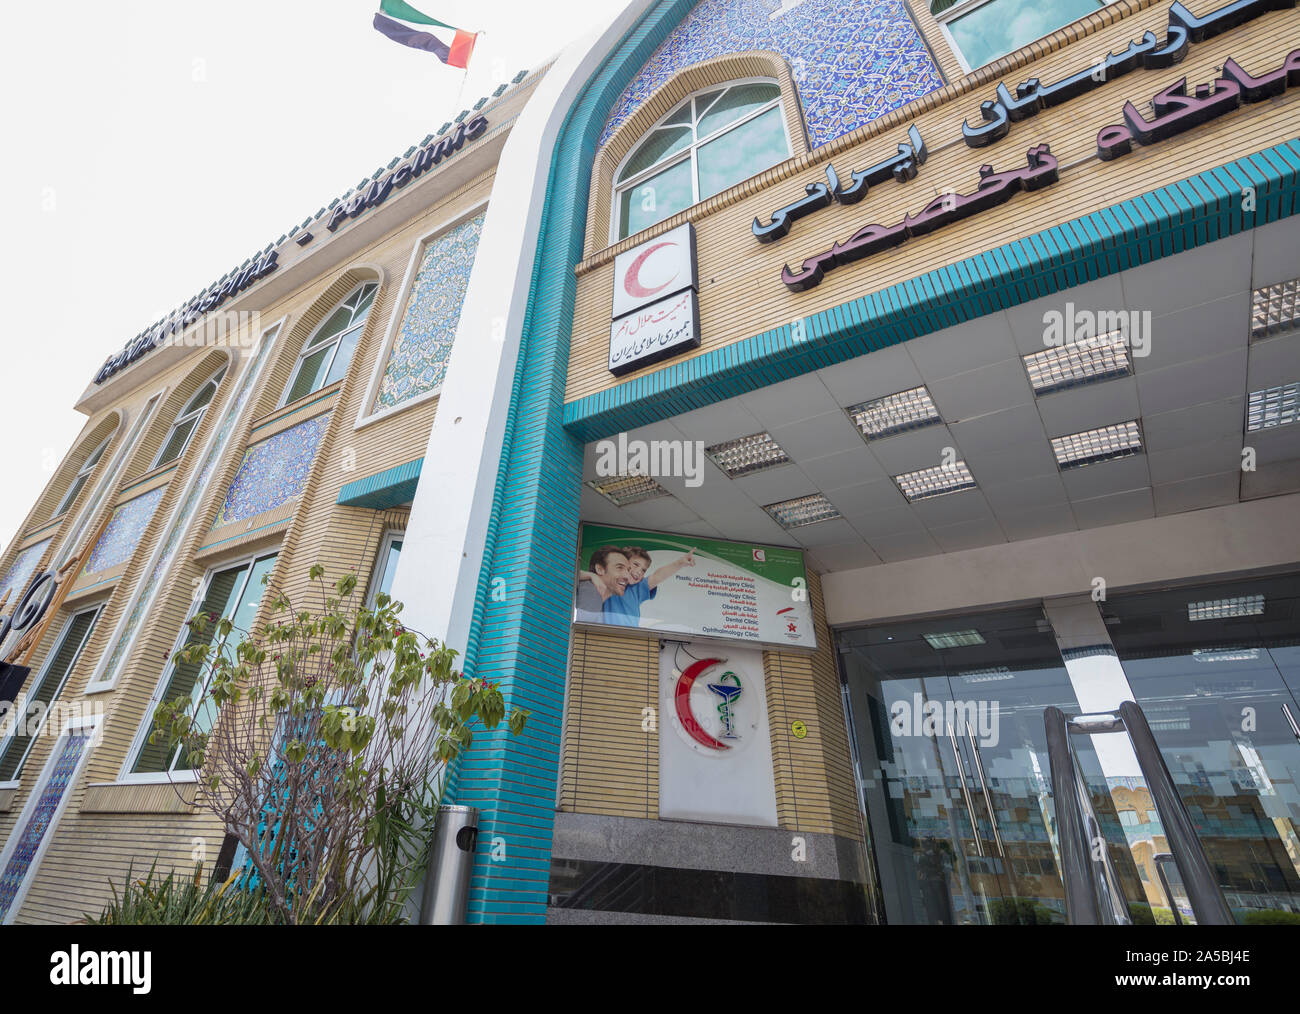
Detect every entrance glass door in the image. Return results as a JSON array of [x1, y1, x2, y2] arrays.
[[1105, 574, 1300, 923], [840, 607, 1145, 925]]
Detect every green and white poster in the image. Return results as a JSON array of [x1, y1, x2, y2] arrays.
[[574, 524, 816, 650]]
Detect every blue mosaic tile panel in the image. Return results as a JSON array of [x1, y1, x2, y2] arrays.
[[0, 730, 88, 921], [81, 486, 166, 577], [0, 539, 50, 610], [599, 0, 944, 151], [212, 413, 331, 528], [373, 212, 486, 414]]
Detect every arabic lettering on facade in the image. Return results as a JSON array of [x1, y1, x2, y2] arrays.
[[781, 145, 1061, 292], [961, 0, 1293, 149]]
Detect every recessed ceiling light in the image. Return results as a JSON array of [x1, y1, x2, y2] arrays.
[[763, 493, 842, 529], [705, 432, 790, 478], [846, 386, 941, 440], [586, 475, 671, 507], [893, 461, 976, 501], [923, 629, 985, 650], [1187, 594, 1265, 621], [1247, 382, 1300, 431], [1050, 420, 1142, 469], [960, 666, 1014, 683], [1251, 278, 1300, 341], [1023, 331, 1133, 395]]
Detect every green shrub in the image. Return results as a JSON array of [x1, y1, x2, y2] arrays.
[[88, 863, 272, 925], [1241, 908, 1300, 925]]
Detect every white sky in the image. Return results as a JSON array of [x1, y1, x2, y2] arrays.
[[0, 0, 612, 556]]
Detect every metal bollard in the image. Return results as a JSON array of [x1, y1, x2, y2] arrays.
[[419, 805, 479, 925]]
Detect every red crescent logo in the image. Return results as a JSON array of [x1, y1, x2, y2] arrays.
[[675, 657, 730, 750], [624, 241, 678, 299]]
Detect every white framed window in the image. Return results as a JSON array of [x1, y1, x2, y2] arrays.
[[153, 365, 228, 468], [53, 435, 111, 519], [281, 282, 378, 406], [0, 604, 102, 783], [611, 79, 791, 242], [931, 0, 1108, 72], [125, 550, 278, 778], [368, 531, 404, 607]]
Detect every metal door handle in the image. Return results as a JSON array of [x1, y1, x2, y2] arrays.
[[948, 724, 984, 858], [1283, 703, 1300, 744], [965, 721, 1005, 857], [1152, 853, 1185, 926]]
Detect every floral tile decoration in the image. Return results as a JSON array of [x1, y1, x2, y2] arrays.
[[599, 0, 943, 151], [373, 211, 486, 414], [81, 486, 166, 577], [0, 538, 51, 610], [212, 413, 332, 528], [0, 730, 88, 921]]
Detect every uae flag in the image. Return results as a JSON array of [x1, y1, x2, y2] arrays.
[[373, 0, 478, 68]]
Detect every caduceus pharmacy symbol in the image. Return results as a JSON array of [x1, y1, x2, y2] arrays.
[[707, 670, 743, 740]]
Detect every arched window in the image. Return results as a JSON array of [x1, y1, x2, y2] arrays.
[[931, 0, 1106, 72], [282, 282, 378, 405], [153, 365, 227, 468], [613, 81, 790, 241], [53, 434, 111, 519]]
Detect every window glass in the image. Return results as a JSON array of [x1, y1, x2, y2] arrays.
[[283, 283, 377, 404], [324, 328, 362, 388], [155, 418, 198, 467], [55, 436, 110, 517], [619, 127, 691, 182], [373, 538, 403, 603], [697, 82, 780, 138], [285, 347, 333, 405], [618, 159, 694, 239], [614, 81, 789, 240], [697, 105, 787, 199], [0, 607, 99, 780], [155, 366, 226, 468], [945, 0, 1103, 70], [131, 553, 277, 774]]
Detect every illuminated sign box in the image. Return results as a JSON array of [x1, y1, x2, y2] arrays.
[[574, 523, 817, 651], [609, 222, 699, 374]]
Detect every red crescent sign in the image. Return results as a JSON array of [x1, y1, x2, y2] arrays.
[[623, 241, 678, 299], [675, 657, 730, 750]]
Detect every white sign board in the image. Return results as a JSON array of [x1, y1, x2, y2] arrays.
[[611, 221, 696, 319], [608, 289, 700, 375], [658, 642, 778, 827]]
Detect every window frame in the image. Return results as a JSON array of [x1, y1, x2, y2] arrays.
[[152, 365, 228, 469], [0, 602, 103, 786], [279, 281, 378, 409], [52, 434, 111, 520], [353, 201, 489, 431], [610, 78, 791, 244], [119, 549, 278, 783], [931, 0, 1111, 73], [367, 530, 405, 608]]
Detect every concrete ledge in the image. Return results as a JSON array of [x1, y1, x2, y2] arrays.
[[551, 810, 868, 883], [81, 781, 196, 814]]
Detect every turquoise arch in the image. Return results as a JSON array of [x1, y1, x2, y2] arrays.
[[449, 0, 1300, 922]]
